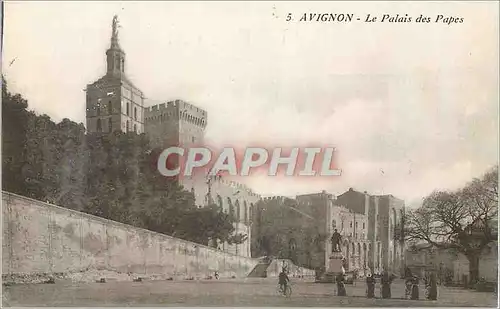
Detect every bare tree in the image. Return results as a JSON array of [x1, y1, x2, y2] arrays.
[[404, 166, 498, 284]]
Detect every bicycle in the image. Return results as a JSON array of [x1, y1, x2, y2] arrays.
[[276, 283, 292, 297]]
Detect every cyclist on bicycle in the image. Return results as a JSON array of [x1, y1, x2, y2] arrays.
[[278, 267, 290, 294]]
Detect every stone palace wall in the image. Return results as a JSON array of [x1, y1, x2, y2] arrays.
[[2, 192, 259, 280]]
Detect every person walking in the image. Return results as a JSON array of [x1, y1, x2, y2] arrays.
[[427, 272, 438, 300], [336, 273, 347, 296], [380, 271, 392, 299], [404, 267, 413, 299], [411, 275, 420, 300], [366, 273, 375, 298]]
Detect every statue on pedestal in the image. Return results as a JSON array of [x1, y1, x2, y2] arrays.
[[330, 229, 342, 253]]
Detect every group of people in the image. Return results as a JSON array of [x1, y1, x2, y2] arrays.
[[278, 260, 438, 301], [366, 267, 438, 300], [365, 271, 395, 298], [404, 267, 438, 300], [336, 268, 438, 300]]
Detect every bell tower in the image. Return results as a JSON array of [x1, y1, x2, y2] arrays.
[[85, 15, 145, 135]]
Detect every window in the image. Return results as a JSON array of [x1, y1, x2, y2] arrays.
[[134, 107, 137, 120], [127, 102, 130, 116], [227, 198, 235, 219], [244, 201, 248, 224], [235, 200, 241, 222], [134, 124, 137, 133], [126, 120, 130, 132], [192, 136, 195, 143], [350, 222, 353, 228], [363, 222, 365, 229], [217, 195, 223, 212], [108, 118, 113, 133], [96, 118, 102, 132]]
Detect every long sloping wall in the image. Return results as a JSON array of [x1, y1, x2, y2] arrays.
[[2, 192, 258, 279]]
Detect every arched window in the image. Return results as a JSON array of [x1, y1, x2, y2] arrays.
[[217, 195, 223, 212], [244, 201, 248, 224], [96, 118, 102, 132], [227, 197, 234, 218], [235, 200, 241, 222], [126, 102, 130, 116]]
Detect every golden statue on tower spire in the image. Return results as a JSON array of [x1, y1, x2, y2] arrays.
[[112, 15, 120, 40]]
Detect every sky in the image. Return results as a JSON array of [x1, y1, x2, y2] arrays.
[[3, 1, 499, 207]]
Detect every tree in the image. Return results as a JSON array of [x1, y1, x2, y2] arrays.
[[2, 77, 30, 195], [175, 204, 247, 247], [403, 166, 498, 284]]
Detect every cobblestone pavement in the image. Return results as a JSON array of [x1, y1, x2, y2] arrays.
[[3, 278, 497, 307]]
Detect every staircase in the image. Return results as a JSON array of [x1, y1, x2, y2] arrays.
[[248, 261, 271, 278]]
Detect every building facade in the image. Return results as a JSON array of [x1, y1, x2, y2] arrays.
[[251, 196, 319, 266], [336, 188, 405, 275], [295, 191, 371, 275], [249, 192, 373, 276]]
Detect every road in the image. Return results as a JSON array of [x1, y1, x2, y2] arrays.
[[3, 278, 497, 307]]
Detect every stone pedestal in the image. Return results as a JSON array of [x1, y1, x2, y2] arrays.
[[328, 252, 345, 274]]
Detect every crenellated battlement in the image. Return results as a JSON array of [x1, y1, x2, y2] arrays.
[[145, 100, 207, 114], [210, 176, 260, 198], [144, 99, 208, 128]]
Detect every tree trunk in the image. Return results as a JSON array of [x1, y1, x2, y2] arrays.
[[466, 253, 480, 285]]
